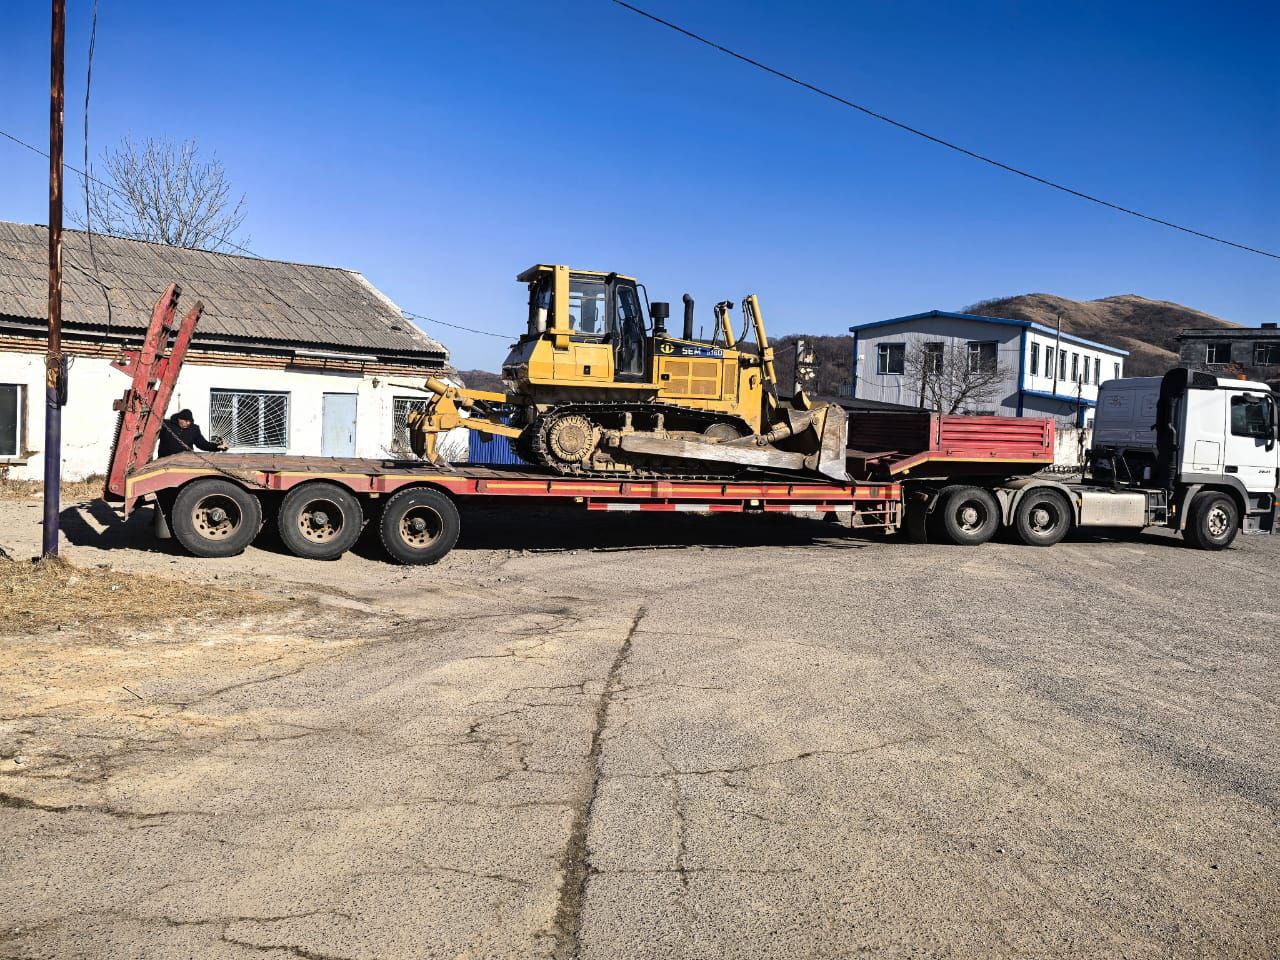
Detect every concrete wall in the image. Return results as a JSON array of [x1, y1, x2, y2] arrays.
[[0, 352, 466, 482]]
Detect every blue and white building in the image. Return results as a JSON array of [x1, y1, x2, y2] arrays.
[[849, 310, 1128, 425]]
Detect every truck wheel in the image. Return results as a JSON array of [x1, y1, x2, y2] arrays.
[[1013, 489, 1071, 547], [379, 487, 460, 565], [171, 478, 263, 558], [939, 486, 1000, 546], [1184, 492, 1239, 551], [278, 482, 363, 560]]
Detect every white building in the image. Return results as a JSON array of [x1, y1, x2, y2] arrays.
[[850, 310, 1128, 426], [0, 221, 450, 482]]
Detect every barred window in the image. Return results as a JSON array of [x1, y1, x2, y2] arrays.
[[1205, 342, 1231, 365], [391, 396, 428, 457], [209, 390, 289, 451]]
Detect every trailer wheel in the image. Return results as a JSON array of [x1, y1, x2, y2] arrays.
[[379, 487, 460, 565], [1013, 489, 1071, 547], [1184, 492, 1239, 551], [171, 478, 263, 558], [278, 482, 364, 560], [938, 486, 1000, 546]]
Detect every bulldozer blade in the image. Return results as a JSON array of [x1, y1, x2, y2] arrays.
[[812, 403, 851, 482]]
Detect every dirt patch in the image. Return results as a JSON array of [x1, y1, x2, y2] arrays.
[[0, 474, 105, 502], [0, 554, 278, 635]]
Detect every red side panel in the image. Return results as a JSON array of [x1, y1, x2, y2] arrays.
[[933, 414, 1055, 461]]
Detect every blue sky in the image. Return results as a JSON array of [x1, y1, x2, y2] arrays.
[[2, 1, 1276, 370]]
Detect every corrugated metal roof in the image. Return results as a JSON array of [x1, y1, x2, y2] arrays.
[[0, 220, 447, 362]]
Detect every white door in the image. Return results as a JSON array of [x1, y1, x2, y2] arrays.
[[322, 393, 358, 457], [1225, 392, 1279, 493]]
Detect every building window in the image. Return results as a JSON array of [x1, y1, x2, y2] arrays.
[[1029, 343, 1039, 377], [1044, 346, 1054, 376], [391, 396, 428, 457], [209, 389, 289, 451], [1114, 362, 1121, 381], [1205, 342, 1231, 365], [923, 342, 944, 374], [1093, 357, 1101, 384], [1059, 350, 1067, 381], [1071, 353, 1079, 382], [1253, 342, 1280, 366], [966, 341, 997, 374], [0, 383, 22, 458], [877, 343, 905, 375]]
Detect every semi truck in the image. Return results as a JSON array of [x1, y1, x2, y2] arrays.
[[886, 368, 1279, 551], [101, 286, 1279, 564]]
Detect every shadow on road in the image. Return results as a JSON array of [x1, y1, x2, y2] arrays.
[[58, 499, 183, 555], [449, 504, 880, 554]]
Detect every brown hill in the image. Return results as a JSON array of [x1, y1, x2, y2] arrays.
[[456, 368, 506, 392], [961, 294, 1238, 377]]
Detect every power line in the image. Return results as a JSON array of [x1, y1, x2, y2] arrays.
[[608, 0, 1280, 262], [403, 310, 511, 340]]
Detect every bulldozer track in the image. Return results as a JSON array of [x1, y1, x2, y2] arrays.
[[526, 401, 754, 480]]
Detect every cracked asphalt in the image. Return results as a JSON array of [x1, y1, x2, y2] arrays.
[[1, 497, 1278, 958]]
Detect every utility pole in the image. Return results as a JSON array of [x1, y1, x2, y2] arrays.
[[1051, 313, 1063, 396], [43, 0, 65, 558]]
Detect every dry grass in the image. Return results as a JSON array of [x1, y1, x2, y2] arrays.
[[0, 474, 106, 502], [0, 554, 281, 635]]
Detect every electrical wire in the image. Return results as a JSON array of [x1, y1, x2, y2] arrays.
[[402, 310, 512, 340], [608, 0, 1280, 262]]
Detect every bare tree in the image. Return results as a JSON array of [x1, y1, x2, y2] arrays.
[[903, 338, 1006, 413], [73, 136, 248, 252]]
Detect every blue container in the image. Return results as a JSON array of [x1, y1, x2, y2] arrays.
[[467, 414, 526, 466]]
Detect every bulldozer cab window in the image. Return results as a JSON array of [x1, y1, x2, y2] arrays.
[[569, 278, 609, 335], [614, 284, 645, 378], [528, 275, 554, 334]]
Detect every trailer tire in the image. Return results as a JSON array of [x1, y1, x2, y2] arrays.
[[1184, 492, 1239, 551], [379, 487, 460, 565], [171, 478, 263, 558], [938, 486, 1000, 546], [278, 482, 364, 560], [1013, 489, 1071, 547]]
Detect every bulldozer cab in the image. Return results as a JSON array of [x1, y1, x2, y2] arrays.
[[521, 266, 648, 382]]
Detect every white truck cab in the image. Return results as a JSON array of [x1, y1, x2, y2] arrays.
[[1090, 369, 1280, 547]]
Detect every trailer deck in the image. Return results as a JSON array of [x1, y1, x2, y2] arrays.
[[123, 454, 900, 518]]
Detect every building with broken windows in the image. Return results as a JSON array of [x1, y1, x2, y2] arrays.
[[1176, 324, 1280, 391], [0, 220, 449, 481]]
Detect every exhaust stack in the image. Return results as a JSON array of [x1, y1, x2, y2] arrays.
[[682, 294, 695, 341]]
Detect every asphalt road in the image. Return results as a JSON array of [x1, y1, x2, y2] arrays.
[[1, 499, 1277, 958]]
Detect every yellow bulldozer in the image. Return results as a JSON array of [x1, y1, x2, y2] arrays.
[[407, 265, 849, 481]]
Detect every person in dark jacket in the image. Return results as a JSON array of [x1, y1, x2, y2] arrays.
[[157, 409, 228, 458]]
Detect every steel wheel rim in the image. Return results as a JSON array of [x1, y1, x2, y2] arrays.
[[1029, 503, 1058, 534], [399, 505, 443, 548], [297, 497, 343, 544], [192, 494, 241, 541], [956, 500, 987, 533], [1206, 505, 1229, 538]]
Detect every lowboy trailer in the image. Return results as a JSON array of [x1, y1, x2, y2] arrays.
[[101, 287, 1276, 564]]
